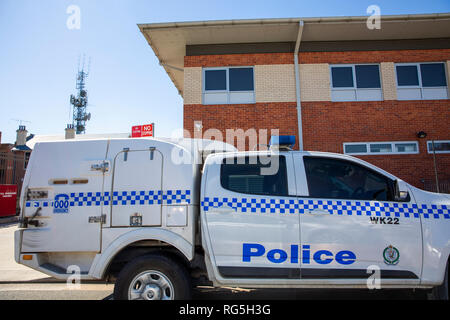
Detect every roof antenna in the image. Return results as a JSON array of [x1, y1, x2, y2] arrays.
[[11, 118, 32, 127], [70, 56, 92, 134]]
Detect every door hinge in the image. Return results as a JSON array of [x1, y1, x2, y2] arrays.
[[90, 161, 109, 173], [88, 214, 106, 224]]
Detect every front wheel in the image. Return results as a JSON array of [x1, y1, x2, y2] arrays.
[[113, 253, 192, 300]]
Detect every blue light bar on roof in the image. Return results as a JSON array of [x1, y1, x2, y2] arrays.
[[269, 135, 296, 148]]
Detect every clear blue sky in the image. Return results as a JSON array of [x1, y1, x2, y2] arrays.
[[1, 0, 449, 143]]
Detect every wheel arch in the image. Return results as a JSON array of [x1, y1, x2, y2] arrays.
[[89, 228, 194, 280]]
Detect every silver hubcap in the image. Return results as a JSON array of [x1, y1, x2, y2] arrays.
[[128, 270, 174, 300]]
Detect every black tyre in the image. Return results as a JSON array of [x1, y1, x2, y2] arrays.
[[430, 261, 449, 300], [113, 253, 191, 300]]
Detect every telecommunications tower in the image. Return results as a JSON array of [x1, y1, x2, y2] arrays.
[[70, 57, 91, 134]]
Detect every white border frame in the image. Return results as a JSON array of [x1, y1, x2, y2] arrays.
[[426, 140, 450, 154], [202, 66, 255, 105], [343, 141, 419, 155]]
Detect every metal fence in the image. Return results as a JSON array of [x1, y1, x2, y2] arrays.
[[0, 152, 27, 214], [421, 179, 450, 194]]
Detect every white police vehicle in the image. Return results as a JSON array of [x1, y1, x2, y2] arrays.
[[15, 136, 450, 300]]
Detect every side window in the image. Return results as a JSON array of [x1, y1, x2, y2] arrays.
[[303, 157, 394, 201], [220, 156, 288, 196]]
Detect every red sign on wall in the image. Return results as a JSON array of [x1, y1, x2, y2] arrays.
[[131, 125, 142, 137], [0, 185, 17, 217], [131, 123, 154, 138]]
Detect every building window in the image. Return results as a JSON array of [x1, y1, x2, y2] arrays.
[[220, 156, 288, 196], [24, 152, 31, 169], [0, 156, 5, 184], [343, 141, 419, 155], [330, 64, 382, 101], [396, 62, 448, 100], [203, 67, 255, 105], [204, 69, 227, 90], [427, 140, 450, 154]]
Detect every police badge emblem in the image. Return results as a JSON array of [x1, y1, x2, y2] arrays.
[[383, 245, 400, 265]]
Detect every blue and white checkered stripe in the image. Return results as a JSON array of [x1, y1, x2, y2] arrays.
[[201, 197, 450, 220], [26, 190, 191, 208]]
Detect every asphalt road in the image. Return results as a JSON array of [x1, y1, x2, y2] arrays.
[[0, 221, 429, 300], [0, 284, 428, 300]]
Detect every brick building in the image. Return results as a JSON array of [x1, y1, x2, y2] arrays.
[[0, 127, 32, 214], [139, 13, 450, 190]]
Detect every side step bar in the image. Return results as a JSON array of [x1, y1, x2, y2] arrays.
[[40, 263, 89, 276]]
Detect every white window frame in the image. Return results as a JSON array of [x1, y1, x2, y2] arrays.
[[202, 66, 255, 105], [343, 141, 419, 155], [395, 62, 449, 100], [427, 140, 450, 154], [330, 64, 383, 102]]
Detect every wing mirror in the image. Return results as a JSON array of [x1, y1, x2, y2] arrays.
[[394, 179, 410, 202]]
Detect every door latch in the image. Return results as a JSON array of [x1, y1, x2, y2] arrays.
[[88, 215, 106, 223], [90, 161, 109, 173]]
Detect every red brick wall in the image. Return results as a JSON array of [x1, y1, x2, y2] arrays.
[[185, 49, 450, 67], [184, 100, 450, 188], [301, 100, 450, 187], [299, 49, 450, 64], [183, 49, 450, 188], [184, 102, 299, 150], [184, 53, 293, 67]]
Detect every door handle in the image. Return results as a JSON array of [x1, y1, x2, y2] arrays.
[[213, 206, 236, 214], [88, 215, 106, 223], [306, 209, 330, 216]]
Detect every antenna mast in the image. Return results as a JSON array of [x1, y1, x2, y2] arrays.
[[70, 56, 91, 134]]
